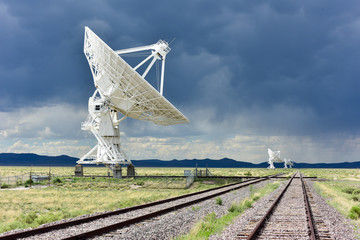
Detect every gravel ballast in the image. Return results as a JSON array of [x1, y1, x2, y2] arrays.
[[307, 180, 359, 240], [210, 179, 360, 240], [3, 177, 356, 240], [0, 179, 273, 240], [94, 180, 275, 239]]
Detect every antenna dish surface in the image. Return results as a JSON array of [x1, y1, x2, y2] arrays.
[[84, 27, 189, 126]]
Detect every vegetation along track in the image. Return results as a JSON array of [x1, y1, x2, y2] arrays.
[[0, 174, 282, 240], [237, 172, 332, 240]]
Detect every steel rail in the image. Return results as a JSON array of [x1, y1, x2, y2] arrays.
[[300, 173, 317, 240], [77, 175, 288, 179], [246, 172, 297, 240], [0, 173, 282, 240], [61, 176, 275, 240]]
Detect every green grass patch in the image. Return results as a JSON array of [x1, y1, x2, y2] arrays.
[[0, 166, 294, 178], [0, 176, 241, 234], [1, 183, 10, 189], [177, 182, 280, 240], [215, 197, 223, 206], [300, 169, 360, 181], [349, 205, 360, 220], [313, 180, 360, 230]]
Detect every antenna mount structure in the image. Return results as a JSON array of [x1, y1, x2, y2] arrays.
[[115, 39, 170, 96], [77, 27, 189, 171], [284, 158, 293, 168]]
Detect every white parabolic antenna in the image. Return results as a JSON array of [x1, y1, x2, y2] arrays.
[[77, 27, 189, 168], [284, 158, 293, 168], [267, 148, 283, 169]]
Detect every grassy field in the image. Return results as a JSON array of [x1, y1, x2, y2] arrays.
[[301, 169, 360, 233], [0, 166, 295, 177], [0, 175, 242, 233], [300, 169, 360, 181], [0, 166, 291, 234]]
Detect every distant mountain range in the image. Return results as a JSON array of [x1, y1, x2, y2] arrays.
[[0, 153, 359, 168]]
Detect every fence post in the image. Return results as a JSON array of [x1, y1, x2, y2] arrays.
[[48, 167, 51, 186]]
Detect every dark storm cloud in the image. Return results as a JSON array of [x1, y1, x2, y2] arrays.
[[1, 0, 360, 136]]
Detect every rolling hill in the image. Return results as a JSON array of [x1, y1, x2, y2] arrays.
[[0, 153, 359, 168]]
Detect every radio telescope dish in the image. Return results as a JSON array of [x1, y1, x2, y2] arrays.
[[83, 27, 189, 126], [284, 158, 293, 168], [77, 27, 189, 169], [267, 148, 283, 169]]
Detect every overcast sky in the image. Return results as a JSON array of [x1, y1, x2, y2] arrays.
[[1, 0, 360, 163]]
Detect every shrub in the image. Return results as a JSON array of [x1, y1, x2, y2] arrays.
[[348, 205, 360, 219], [25, 179, 34, 185], [19, 212, 38, 224], [351, 195, 359, 202], [215, 197, 223, 205], [35, 213, 62, 225], [353, 189, 360, 194], [135, 180, 145, 186], [244, 171, 252, 177], [1, 183, 10, 189], [52, 178, 63, 184], [244, 199, 252, 209], [228, 202, 243, 213], [253, 195, 260, 201], [342, 187, 355, 194]]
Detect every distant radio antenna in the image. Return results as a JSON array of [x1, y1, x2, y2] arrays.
[[284, 158, 293, 168], [267, 148, 282, 169]]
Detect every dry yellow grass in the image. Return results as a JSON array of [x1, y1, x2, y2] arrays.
[[314, 182, 354, 215], [313, 179, 360, 230], [0, 166, 293, 177], [0, 166, 292, 233], [0, 166, 110, 177], [0, 186, 186, 232], [301, 169, 360, 181], [0, 175, 237, 233]]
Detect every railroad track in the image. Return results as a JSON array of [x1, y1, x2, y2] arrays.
[[0, 174, 282, 240], [237, 172, 332, 240]]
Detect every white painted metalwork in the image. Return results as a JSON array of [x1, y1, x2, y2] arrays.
[[78, 27, 189, 168], [284, 158, 293, 168], [267, 148, 283, 169]]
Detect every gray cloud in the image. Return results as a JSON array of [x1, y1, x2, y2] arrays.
[[1, 0, 360, 161]]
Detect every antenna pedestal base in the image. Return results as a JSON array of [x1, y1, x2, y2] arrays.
[[113, 164, 122, 179], [74, 164, 84, 177]]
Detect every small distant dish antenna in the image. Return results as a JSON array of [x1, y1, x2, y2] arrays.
[[284, 158, 293, 168], [77, 27, 189, 170], [267, 148, 282, 169]]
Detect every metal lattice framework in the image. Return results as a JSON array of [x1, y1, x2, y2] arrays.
[[77, 27, 189, 168], [284, 158, 293, 168], [83, 27, 189, 126]]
